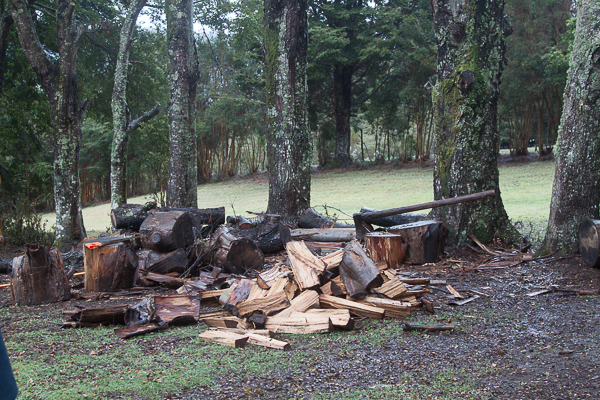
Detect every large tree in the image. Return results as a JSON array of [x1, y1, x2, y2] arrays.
[[166, 0, 200, 207], [9, 0, 86, 246], [541, 0, 600, 254], [429, 0, 515, 244], [110, 0, 160, 210], [264, 0, 311, 219]]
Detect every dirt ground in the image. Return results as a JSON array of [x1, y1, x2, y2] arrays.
[[1, 244, 599, 399]]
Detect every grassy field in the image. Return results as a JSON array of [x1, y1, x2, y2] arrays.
[[46, 159, 555, 239]]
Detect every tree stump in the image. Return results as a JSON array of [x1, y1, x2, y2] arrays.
[[364, 232, 407, 268], [11, 245, 70, 305], [84, 238, 137, 292], [139, 210, 194, 252], [110, 201, 157, 231], [579, 219, 600, 268], [388, 221, 448, 264]]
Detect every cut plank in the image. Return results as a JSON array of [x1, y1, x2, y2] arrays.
[[265, 315, 333, 334], [199, 330, 249, 348], [374, 277, 408, 299], [357, 296, 411, 318], [274, 290, 320, 317], [319, 294, 385, 319], [235, 291, 290, 318], [302, 309, 354, 330]]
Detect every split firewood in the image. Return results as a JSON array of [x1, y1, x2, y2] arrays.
[[357, 296, 411, 318], [221, 279, 256, 312], [235, 291, 290, 318], [373, 277, 408, 299], [297, 207, 354, 229], [403, 322, 455, 332], [339, 266, 367, 299], [302, 309, 354, 330], [388, 221, 448, 264], [320, 281, 344, 297], [139, 210, 195, 252], [110, 202, 157, 231], [202, 317, 246, 329], [330, 276, 347, 295], [286, 241, 323, 290], [274, 290, 319, 317], [246, 285, 269, 301], [364, 233, 407, 268], [199, 330, 249, 348], [446, 284, 464, 299], [215, 328, 272, 337], [12, 245, 70, 306], [257, 265, 291, 289], [420, 297, 435, 314], [340, 240, 383, 290], [141, 271, 184, 289], [198, 310, 231, 321], [200, 289, 227, 301], [321, 249, 344, 271], [382, 269, 396, 281], [376, 261, 389, 271], [214, 329, 290, 350], [319, 294, 385, 319], [114, 323, 167, 339], [265, 315, 333, 334], [154, 294, 200, 325]]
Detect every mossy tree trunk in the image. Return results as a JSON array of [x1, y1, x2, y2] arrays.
[[541, 0, 600, 254], [166, 0, 200, 208], [0, 0, 13, 92], [264, 0, 311, 220], [110, 0, 160, 210], [333, 64, 353, 167], [9, 0, 86, 246], [430, 0, 515, 244]]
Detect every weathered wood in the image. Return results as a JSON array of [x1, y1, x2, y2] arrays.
[[302, 309, 354, 330], [353, 190, 496, 238], [221, 279, 256, 312], [114, 323, 167, 339], [364, 233, 407, 268], [11, 245, 70, 306], [67, 305, 128, 325], [139, 210, 195, 252], [291, 228, 356, 242], [298, 207, 354, 229], [374, 277, 408, 300], [137, 248, 188, 275], [320, 280, 344, 297], [124, 298, 154, 326], [235, 291, 290, 318], [321, 249, 344, 271], [331, 275, 347, 295], [579, 219, 600, 268], [211, 226, 265, 274], [388, 221, 449, 264], [339, 240, 383, 290], [339, 266, 367, 299], [359, 207, 427, 228], [200, 289, 227, 301], [83, 238, 137, 292], [286, 241, 323, 290], [446, 284, 464, 299], [202, 317, 244, 329], [111, 202, 157, 231], [265, 315, 333, 334], [154, 294, 200, 325], [357, 296, 411, 318], [231, 215, 284, 254], [257, 265, 291, 289], [226, 215, 254, 229], [141, 271, 185, 289], [198, 330, 249, 348], [158, 206, 226, 238], [403, 322, 455, 332], [216, 329, 289, 350], [319, 294, 385, 319], [275, 290, 320, 317], [198, 310, 231, 320]]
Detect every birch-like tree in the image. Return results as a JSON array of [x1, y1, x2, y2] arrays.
[[264, 0, 311, 219], [110, 0, 160, 210], [429, 0, 515, 244], [541, 0, 600, 254], [166, 0, 200, 208], [9, 0, 86, 246]]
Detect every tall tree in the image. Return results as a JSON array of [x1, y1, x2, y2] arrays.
[[0, 0, 13, 92], [264, 0, 311, 219], [429, 0, 515, 244], [9, 0, 86, 246], [110, 0, 160, 210], [166, 0, 200, 207], [541, 0, 600, 254]]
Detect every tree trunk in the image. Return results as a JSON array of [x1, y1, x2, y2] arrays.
[[541, 1, 600, 254], [9, 0, 87, 247], [429, 0, 515, 244], [264, 0, 311, 220], [333, 64, 353, 167], [0, 0, 13, 92], [166, 0, 200, 208]]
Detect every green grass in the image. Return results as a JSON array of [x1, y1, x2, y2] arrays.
[[42, 160, 555, 235]]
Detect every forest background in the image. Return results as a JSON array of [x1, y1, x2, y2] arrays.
[[0, 0, 573, 245]]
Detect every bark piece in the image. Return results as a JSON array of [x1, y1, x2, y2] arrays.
[[359, 207, 427, 228], [339, 266, 367, 299], [274, 290, 320, 317], [114, 323, 167, 339], [340, 240, 383, 289], [364, 233, 407, 268], [141, 271, 184, 289], [139, 210, 195, 252], [11, 245, 70, 306], [291, 228, 356, 242], [331, 276, 347, 295], [111, 202, 157, 231], [579, 219, 600, 268], [235, 291, 290, 318], [265, 315, 333, 334], [298, 207, 354, 229], [198, 331, 249, 348], [154, 294, 200, 325], [374, 277, 408, 300], [124, 298, 155, 326], [319, 294, 385, 319], [357, 296, 411, 318], [137, 248, 188, 275], [66, 305, 128, 325], [388, 221, 448, 264], [286, 241, 323, 290]]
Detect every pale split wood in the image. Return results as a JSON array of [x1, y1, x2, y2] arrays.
[[286, 241, 327, 272], [331, 276, 347, 295], [215, 328, 273, 338], [375, 277, 408, 299], [319, 294, 385, 319], [321, 249, 344, 270], [357, 296, 411, 318], [446, 284, 464, 299], [247, 284, 269, 301], [198, 330, 249, 348], [257, 265, 292, 289], [274, 290, 319, 317], [235, 291, 290, 318], [265, 315, 333, 334], [286, 241, 322, 290], [301, 309, 354, 330]]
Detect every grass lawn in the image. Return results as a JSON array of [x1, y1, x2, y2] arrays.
[[46, 159, 555, 240]]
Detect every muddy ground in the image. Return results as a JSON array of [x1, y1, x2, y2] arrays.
[[1, 245, 599, 399]]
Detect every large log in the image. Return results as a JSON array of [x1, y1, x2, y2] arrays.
[[353, 190, 496, 238], [231, 215, 283, 254], [364, 233, 407, 268], [339, 240, 383, 290], [158, 206, 226, 238], [137, 248, 188, 275], [298, 207, 354, 229], [110, 201, 157, 231], [388, 221, 448, 264], [84, 238, 137, 292], [210, 226, 265, 274], [11, 245, 70, 306], [359, 207, 426, 227], [139, 210, 195, 252], [579, 219, 600, 268], [290, 228, 356, 242]]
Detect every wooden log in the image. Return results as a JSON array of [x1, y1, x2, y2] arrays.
[[137, 248, 188, 275], [359, 207, 427, 227], [198, 330, 249, 348], [235, 291, 290, 318], [286, 241, 323, 290], [339, 266, 367, 299], [154, 294, 200, 325], [298, 207, 354, 229], [157, 206, 226, 238], [111, 202, 157, 231], [290, 228, 356, 242], [139, 210, 195, 252], [302, 309, 354, 330], [374, 277, 408, 299], [274, 290, 320, 317], [11, 245, 70, 306], [319, 294, 385, 319], [388, 221, 449, 264], [231, 215, 283, 254], [211, 226, 265, 274], [339, 240, 383, 289], [579, 219, 600, 268], [226, 215, 254, 229], [364, 233, 407, 268], [265, 315, 333, 334], [357, 296, 411, 318]]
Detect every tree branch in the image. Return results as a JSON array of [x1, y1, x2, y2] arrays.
[[127, 105, 160, 134]]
